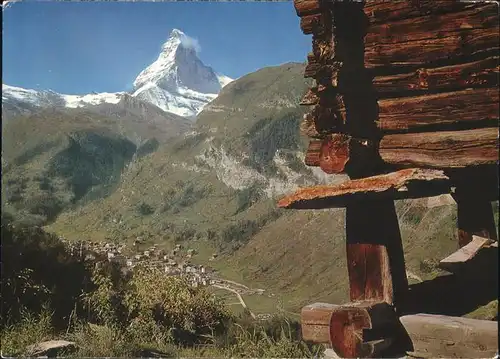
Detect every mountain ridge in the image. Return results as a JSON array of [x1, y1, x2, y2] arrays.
[[2, 29, 232, 119]]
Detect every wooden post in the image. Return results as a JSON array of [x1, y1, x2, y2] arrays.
[[456, 198, 498, 247], [346, 200, 408, 309], [451, 167, 498, 247], [301, 301, 404, 358], [335, 1, 409, 312], [302, 303, 499, 358]]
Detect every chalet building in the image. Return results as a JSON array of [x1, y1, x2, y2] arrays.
[[288, 1, 499, 358]]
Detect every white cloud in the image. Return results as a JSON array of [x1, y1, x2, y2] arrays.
[[179, 34, 201, 54]]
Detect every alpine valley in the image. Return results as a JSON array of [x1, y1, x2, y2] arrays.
[[2, 28, 498, 319]]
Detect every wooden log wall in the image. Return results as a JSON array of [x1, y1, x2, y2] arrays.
[[290, 2, 499, 357], [296, 1, 499, 175], [295, 0, 410, 311]]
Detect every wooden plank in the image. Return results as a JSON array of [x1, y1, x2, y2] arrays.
[[294, 0, 324, 17], [301, 301, 400, 358], [377, 88, 499, 132], [300, 114, 322, 138], [365, 4, 499, 46], [310, 103, 346, 133], [319, 134, 376, 174], [439, 235, 495, 272], [399, 313, 499, 358], [455, 197, 499, 247], [373, 56, 500, 97], [277, 169, 451, 210], [300, 11, 331, 35], [300, 87, 320, 106], [300, 86, 343, 108], [312, 36, 335, 63], [319, 134, 350, 174], [379, 127, 499, 169], [365, 26, 500, 70], [304, 139, 322, 166], [363, 1, 481, 25]]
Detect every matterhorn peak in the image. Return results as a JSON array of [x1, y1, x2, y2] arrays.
[[131, 28, 232, 119], [159, 28, 200, 57]]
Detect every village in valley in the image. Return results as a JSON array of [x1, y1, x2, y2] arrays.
[[59, 236, 269, 319]]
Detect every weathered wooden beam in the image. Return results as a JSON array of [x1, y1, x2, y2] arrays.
[[363, 1, 481, 25], [379, 127, 499, 169], [319, 134, 377, 174], [300, 87, 320, 106], [294, 0, 324, 17], [300, 11, 331, 35], [455, 198, 499, 247], [301, 301, 400, 358], [377, 88, 499, 132], [365, 26, 500, 70], [309, 103, 346, 134], [346, 200, 409, 308], [277, 169, 451, 210], [300, 86, 343, 108], [312, 36, 335, 63], [439, 235, 497, 272], [304, 139, 322, 166], [302, 303, 499, 358], [373, 56, 500, 97], [399, 313, 499, 358], [319, 134, 350, 174], [365, 4, 499, 46]]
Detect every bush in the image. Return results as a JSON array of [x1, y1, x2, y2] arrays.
[[0, 219, 317, 357], [160, 183, 210, 214], [0, 220, 92, 329], [124, 266, 231, 345], [136, 202, 155, 216], [234, 184, 263, 215], [0, 307, 54, 357]]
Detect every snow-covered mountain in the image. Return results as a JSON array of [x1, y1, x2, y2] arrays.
[[131, 29, 232, 118], [2, 84, 123, 108], [2, 29, 232, 120]]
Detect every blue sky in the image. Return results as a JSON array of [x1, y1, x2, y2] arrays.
[[2, 1, 311, 95]]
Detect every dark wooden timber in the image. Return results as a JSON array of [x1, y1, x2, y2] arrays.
[[379, 127, 499, 169], [455, 198, 498, 247], [304, 140, 322, 166], [318, 134, 377, 175], [399, 313, 499, 358], [303, 303, 499, 358], [439, 235, 497, 272], [300, 11, 331, 35], [294, 0, 324, 17], [372, 56, 500, 97], [365, 4, 499, 46], [301, 301, 400, 358], [291, 0, 500, 356], [377, 88, 499, 133], [363, 1, 481, 24], [277, 169, 451, 210], [365, 26, 500, 71]]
